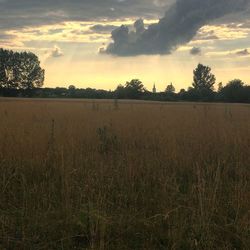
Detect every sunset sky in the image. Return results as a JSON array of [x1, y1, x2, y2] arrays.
[[0, 0, 250, 91]]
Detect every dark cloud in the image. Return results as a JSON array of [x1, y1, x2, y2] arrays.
[[0, 0, 174, 49], [190, 47, 201, 55], [235, 49, 250, 56], [0, 0, 170, 32], [105, 0, 249, 56]]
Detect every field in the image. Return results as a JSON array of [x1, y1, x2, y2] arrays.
[[0, 98, 249, 250]]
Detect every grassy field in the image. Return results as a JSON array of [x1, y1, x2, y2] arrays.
[[0, 98, 249, 250]]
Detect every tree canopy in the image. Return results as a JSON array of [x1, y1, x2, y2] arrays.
[[0, 48, 44, 89], [219, 79, 247, 102], [115, 79, 146, 99], [165, 83, 175, 93], [193, 63, 216, 91], [191, 63, 216, 101]]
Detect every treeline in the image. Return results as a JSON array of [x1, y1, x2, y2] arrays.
[[1, 78, 250, 103], [0, 86, 114, 99], [0, 48, 250, 103]]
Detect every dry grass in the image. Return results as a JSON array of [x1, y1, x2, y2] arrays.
[[0, 98, 249, 250]]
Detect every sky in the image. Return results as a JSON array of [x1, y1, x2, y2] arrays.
[[0, 0, 250, 91]]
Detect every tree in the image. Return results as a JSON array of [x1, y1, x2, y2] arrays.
[[68, 85, 76, 97], [192, 63, 216, 101], [115, 84, 126, 99], [218, 82, 223, 92], [68, 85, 76, 91], [193, 64, 216, 90], [124, 79, 146, 99], [0, 49, 16, 88], [227, 79, 244, 88], [220, 79, 245, 102], [125, 79, 145, 92], [0, 48, 44, 89], [165, 83, 175, 93]]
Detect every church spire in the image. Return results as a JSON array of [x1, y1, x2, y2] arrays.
[[152, 83, 156, 93]]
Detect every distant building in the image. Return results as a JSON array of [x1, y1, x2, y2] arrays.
[[152, 83, 156, 93]]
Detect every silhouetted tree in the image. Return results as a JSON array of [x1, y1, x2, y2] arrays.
[[68, 85, 76, 97], [218, 82, 223, 92], [179, 88, 186, 96], [220, 79, 246, 102], [115, 84, 126, 99], [184, 87, 199, 101], [125, 79, 145, 92], [0, 48, 44, 90], [192, 63, 216, 101], [165, 83, 175, 93], [18, 52, 44, 89], [0, 49, 17, 89], [193, 64, 216, 90], [68, 85, 76, 90], [124, 79, 146, 99]]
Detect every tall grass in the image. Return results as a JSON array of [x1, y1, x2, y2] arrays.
[[0, 99, 249, 249]]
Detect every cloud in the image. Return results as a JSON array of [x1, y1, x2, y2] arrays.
[[190, 47, 201, 55], [0, 33, 15, 41], [47, 45, 64, 58], [206, 48, 250, 58], [47, 28, 64, 35], [235, 48, 250, 56], [104, 0, 249, 56], [0, 0, 170, 32], [193, 30, 219, 41], [90, 24, 119, 34]]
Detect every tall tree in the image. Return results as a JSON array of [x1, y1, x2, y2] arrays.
[[192, 63, 216, 91], [192, 63, 216, 101], [0, 49, 16, 88], [0, 49, 44, 89]]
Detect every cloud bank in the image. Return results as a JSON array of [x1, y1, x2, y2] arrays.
[[105, 0, 249, 56], [0, 0, 170, 32]]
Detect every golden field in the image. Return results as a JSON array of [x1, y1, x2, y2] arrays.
[[0, 98, 250, 250]]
